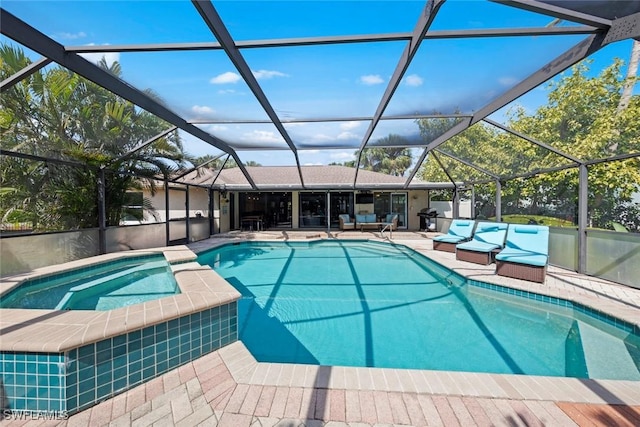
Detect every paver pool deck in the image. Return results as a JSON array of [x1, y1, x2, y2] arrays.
[[3, 230, 639, 426]]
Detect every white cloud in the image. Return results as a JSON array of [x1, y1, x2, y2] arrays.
[[242, 130, 281, 143], [310, 133, 335, 142], [498, 76, 518, 86], [405, 74, 423, 87], [360, 74, 384, 85], [210, 72, 241, 84], [209, 124, 229, 132], [252, 69, 289, 80], [340, 121, 360, 131], [330, 151, 355, 161], [337, 131, 359, 140], [191, 105, 215, 116], [56, 31, 87, 40], [199, 124, 228, 133], [217, 89, 237, 95], [79, 49, 120, 68]]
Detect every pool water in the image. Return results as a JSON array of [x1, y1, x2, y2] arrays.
[[198, 240, 640, 380], [0, 256, 180, 310]]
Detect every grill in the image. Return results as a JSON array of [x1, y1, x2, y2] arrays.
[[417, 208, 438, 231]]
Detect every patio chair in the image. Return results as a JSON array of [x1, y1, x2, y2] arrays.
[[338, 214, 355, 230], [495, 224, 549, 283], [432, 219, 475, 252], [455, 221, 508, 265], [384, 213, 398, 231]]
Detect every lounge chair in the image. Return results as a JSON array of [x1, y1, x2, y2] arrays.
[[432, 219, 475, 252], [455, 221, 508, 265], [338, 214, 355, 230], [495, 224, 549, 283]]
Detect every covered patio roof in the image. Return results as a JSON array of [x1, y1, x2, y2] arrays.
[[1, 1, 639, 191]]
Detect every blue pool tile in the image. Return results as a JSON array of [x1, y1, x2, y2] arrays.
[[96, 383, 112, 400], [113, 377, 127, 393], [142, 366, 155, 380], [78, 390, 95, 409], [3, 302, 238, 414], [77, 378, 94, 395], [112, 334, 126, 348], [129, 371, 142, 386], [50, 375, 61, 388], [78, 344, 94, 360]]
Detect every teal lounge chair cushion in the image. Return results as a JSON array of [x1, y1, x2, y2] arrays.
[[456, 240, 500, 253], [495, 224, 549, 267], [495, 248, 547, 267], [433, 219, 474, 243], [433, 235, 467, 244], [457, 221, 508, 252]]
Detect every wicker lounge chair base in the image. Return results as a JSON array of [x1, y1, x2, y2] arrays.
[[433, 241, 456, 253], [456, 248, 493, 265], [496, 260, 547, 283]]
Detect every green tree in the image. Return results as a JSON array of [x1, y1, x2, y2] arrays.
[[192, 155, 262, 169], [359, 134, 413, 176], [511, 59, 640, 228], [0, 44, 189, 230], [416, 59, 639, 229]]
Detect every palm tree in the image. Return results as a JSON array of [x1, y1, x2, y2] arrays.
[[358, 134, 413, 176], [0, 45, 190, 229]]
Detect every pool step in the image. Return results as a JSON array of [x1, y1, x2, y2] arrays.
[[577, 321, 640, 380], [55, 261, 169, 310]]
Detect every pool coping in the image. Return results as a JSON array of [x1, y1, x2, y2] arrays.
[[218, 341, 640, 405], [188, 233, 640, 405], [0, 245, 241, 352]]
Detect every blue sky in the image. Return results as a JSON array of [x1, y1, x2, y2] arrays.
[[2, 1, 638, 167]]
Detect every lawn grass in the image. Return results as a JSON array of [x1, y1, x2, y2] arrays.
[[490, 214, 575, 227]]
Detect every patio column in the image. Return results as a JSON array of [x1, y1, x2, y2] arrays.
[[185, 185, 190, 243], [164, 175, 170, 246], [97, 167, 107, 254], [495, 180, 502, 222], [578, 164, 588, 273], [471, 186, 476, 219], [208, 188, 214, 235], [326, 191, 331, 234], [452, 187, 460, 219]]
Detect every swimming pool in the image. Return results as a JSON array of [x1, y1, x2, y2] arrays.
[[0, 255, 180, 310], [198, 240, 640, 380]]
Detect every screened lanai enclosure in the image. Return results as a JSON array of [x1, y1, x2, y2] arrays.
[[1, 1, 639, 287]]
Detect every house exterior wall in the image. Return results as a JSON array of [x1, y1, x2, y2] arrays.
[[138, 187, 468, 232], [144, 186, 210, 223]]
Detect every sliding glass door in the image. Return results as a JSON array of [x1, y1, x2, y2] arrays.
[[373, 192, 407, 228], [391, 193, 407, 228]]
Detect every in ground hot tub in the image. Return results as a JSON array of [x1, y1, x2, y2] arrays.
[[0, 255, 179, 311], [0, 246, 240, 415]]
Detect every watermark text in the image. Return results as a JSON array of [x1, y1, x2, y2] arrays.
[[2, 409, 69, 420]]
